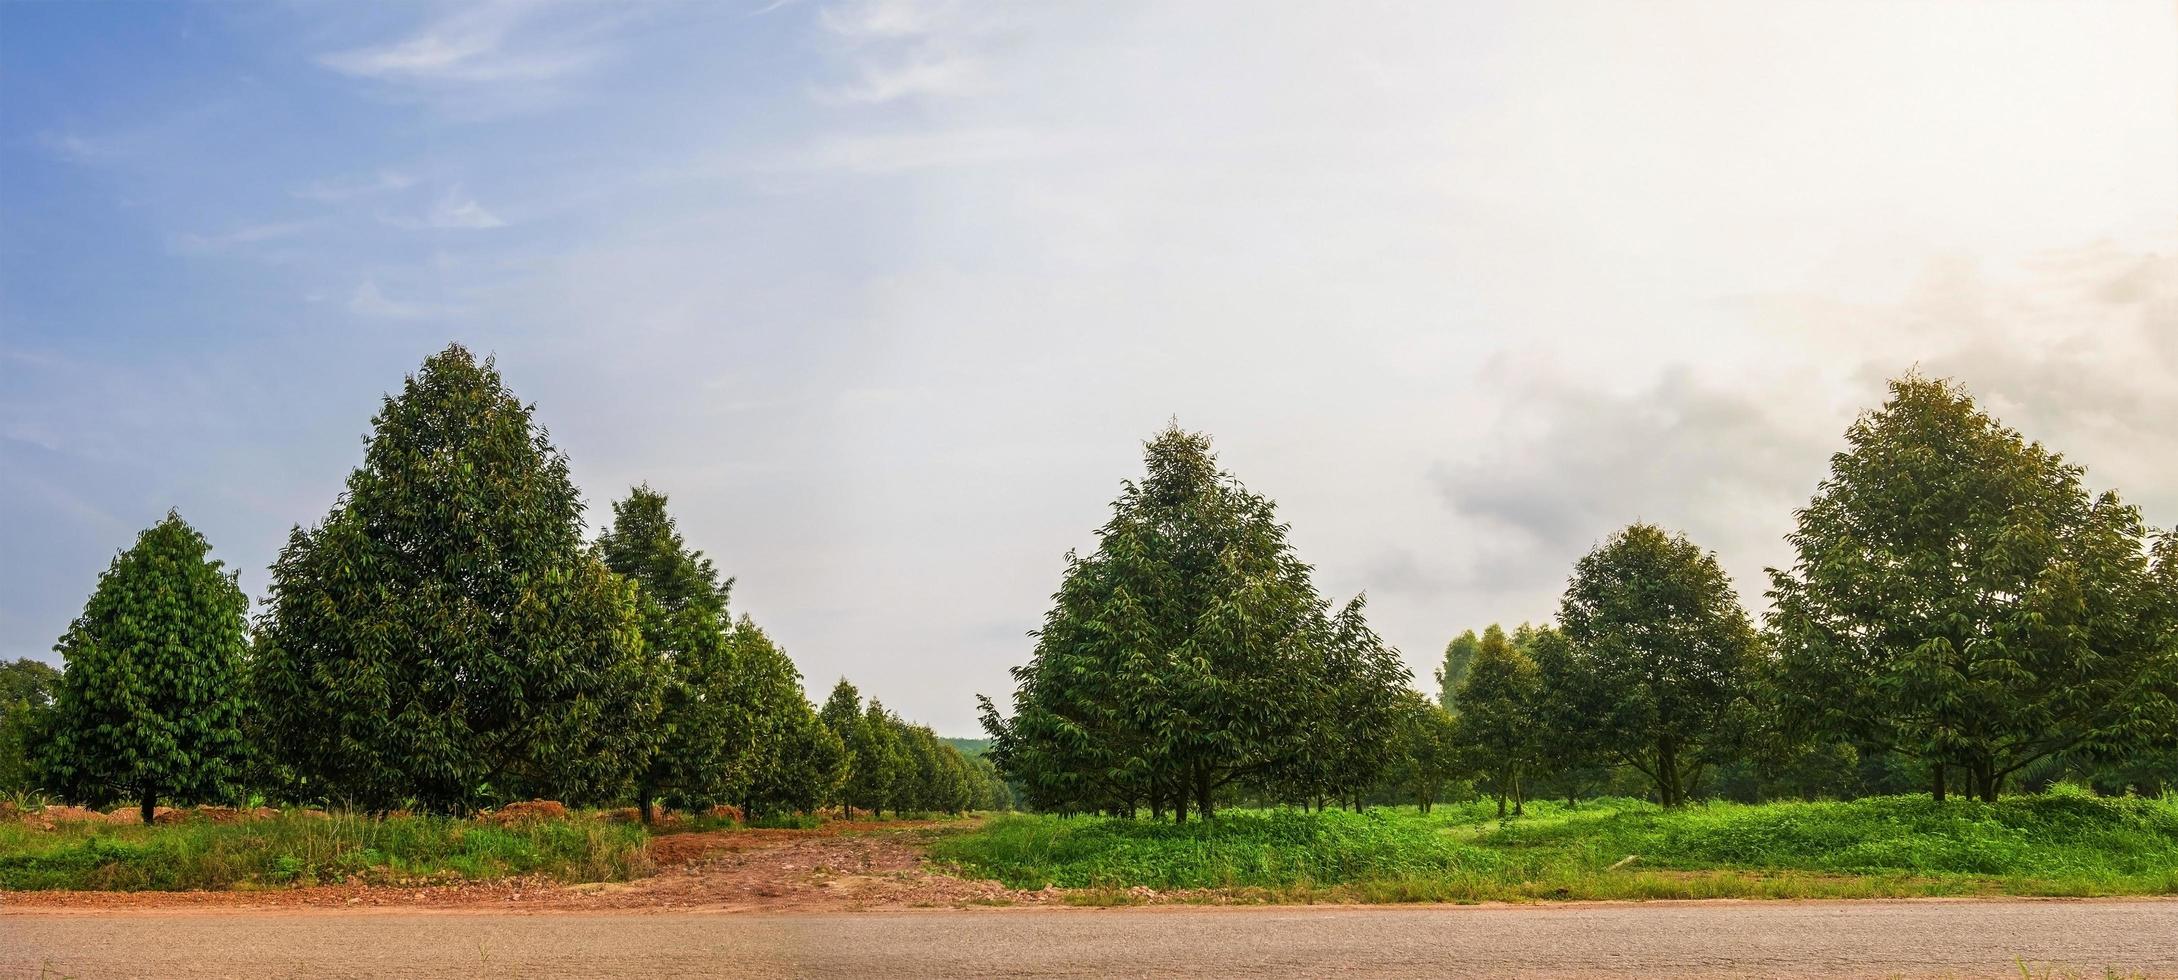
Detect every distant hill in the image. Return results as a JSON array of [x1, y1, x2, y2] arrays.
[[942, 737, 992, 757]]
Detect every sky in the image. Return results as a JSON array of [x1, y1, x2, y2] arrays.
[[2, 1, 2174, 736]]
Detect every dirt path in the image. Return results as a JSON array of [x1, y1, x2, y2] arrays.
[[0, 820, 1052, 914], [7, 900, 2176, 978]]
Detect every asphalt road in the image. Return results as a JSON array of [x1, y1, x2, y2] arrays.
[[5, 900, 2174, 978]]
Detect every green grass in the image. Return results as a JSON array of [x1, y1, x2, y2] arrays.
[[0, 811, 652, 890], [930, 789, 2178, 903]]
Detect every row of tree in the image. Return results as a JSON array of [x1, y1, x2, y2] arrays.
[[985, 376, 2178, 817], [1430, 376, 2176, 812], [9, 345, 1007, 822]]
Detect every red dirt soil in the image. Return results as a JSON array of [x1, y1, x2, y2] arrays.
[[0, 819, 1056, 914]]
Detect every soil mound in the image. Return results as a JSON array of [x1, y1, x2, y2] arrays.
[[480, 800, 569, 825]]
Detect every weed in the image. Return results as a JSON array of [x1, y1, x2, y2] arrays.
[[0, 810, 650, 891], [931, 794, 2178, 901]]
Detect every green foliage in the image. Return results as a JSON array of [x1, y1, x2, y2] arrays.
[[821, 682, 887, 816], [254, 344, 661, 812], [1770, 375, 2178, 802], [933, 808, 1497, 890], [938, 792, 2178, 900], [0, 811, 649, 891], [1381, 692, 1461, 812], [0, 659, 60, 795], [758, 702, 847, 815], [36, 513, 252, 821], [943, 738, 992, 757], [726, 619, 837, 817], [1484, 789, 2178, 886], [594, 483, 734, 617], [1435, 630, 1480, 713], [1286, 596, 1412, 809], [1555, 524, 1760, 806], [596, 485, 737, 820], [863, 699, 908, 815], [983, 424, 1410, 820], [1450, 625, 1543, 816]]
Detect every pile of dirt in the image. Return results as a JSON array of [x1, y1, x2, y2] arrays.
[[706, 804, 743, 823], [191, 806, 283, 824], [602, 807, 688, 827], [12, 805, 138, 829], [11, 804, 296, 829], [478, 801, 569, 825]]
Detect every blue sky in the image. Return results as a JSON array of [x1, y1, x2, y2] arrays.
[[4, 1, 2175, 734]]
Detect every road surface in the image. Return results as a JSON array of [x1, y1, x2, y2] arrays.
[[5, 899, 2173, 978]]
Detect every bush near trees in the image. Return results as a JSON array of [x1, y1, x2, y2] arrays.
[[0, 659, 61, 796], [981, 424, 1411, 821], [36, 513, 252, 824]]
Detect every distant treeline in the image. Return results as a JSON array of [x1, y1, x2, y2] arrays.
[[0, 344, 1008, 823], [981, 378, 2177, 819]]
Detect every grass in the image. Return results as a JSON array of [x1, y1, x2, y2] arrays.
[[0, 810, 652, 890], [930, 788, 2178, 903]]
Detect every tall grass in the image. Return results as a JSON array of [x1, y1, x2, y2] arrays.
[[0, 811, 652, 890], [932, 790, 2178, 902], [932, 808, 1500, 890]]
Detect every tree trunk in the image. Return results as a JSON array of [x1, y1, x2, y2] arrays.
[[1657, 742, 1682, 807], [640, 792, 655, 826], [1195, 765, 1214, 821], [1932, 764, 1947, 803], [1174, 792, 1188, 824], [140, 787, 156, 826]]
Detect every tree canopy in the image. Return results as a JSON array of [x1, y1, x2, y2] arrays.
[[982, 424, 1409, 820], [1769, 375, 2178, 801], [595, 485, 736, 822], [1555, 524, 1758, 807], [37, 513, 251, 823], [1449, 625, 1542, 816], [254, 344, 660, 812]]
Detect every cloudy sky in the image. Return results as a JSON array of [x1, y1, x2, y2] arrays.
[[3, 1, 2174, 734]]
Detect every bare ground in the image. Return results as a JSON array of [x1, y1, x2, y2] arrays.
[[0, 819, 1057, 915]]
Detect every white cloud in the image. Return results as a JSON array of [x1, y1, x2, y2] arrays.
[[381, 188, 507, 230], [172, 220, 318, 253], [347, 280, 462, 319], [36, 131, 106, 163], [291, 170, 418, 202], [811, 1, 996, 103], [775, 127, 1085, 174], [818, 0, 947, 39], [816, 54, 980, 104], [317, 4, 603, 84]]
